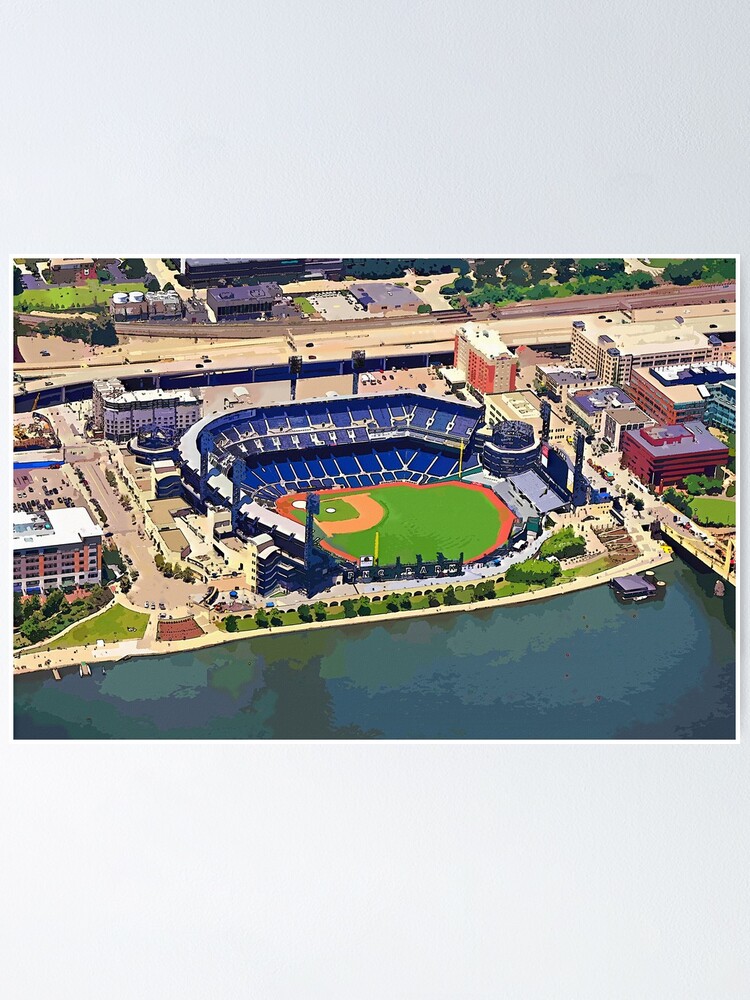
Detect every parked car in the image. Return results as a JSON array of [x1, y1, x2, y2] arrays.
[[306, 342, 314, 348], [308, 355, 317, 360], [195, 363, 204, 368]]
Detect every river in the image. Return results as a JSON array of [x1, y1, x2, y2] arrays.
[[13, 557, 736, 740]]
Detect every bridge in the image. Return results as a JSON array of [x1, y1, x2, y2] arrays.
[[659, 520, 736, 586]]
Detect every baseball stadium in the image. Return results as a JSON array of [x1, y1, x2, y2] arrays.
[[178, 387, 605, 595]]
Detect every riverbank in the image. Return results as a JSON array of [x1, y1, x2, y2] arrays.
[[13, 547, 673, 678]]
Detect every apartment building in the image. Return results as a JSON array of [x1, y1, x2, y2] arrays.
[[13, 507, 102, 593]]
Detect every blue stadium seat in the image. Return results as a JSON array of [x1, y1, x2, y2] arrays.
[[337, 454, 359, 475], [359, 453, 380, 473]]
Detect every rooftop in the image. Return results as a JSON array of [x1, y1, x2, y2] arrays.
[[569, 385, 635, 416], [207, 282, 282, 304], [606, 405, 653, 425], [577, 316, 720, 355], [536, 365, 599, 385], [94, 378, 200, 407], [626, 420, 729, 457], [349, 282, 423, 308], [13, 506, 101, 552], [612, 575, 657, 595], [456, 322, 512, 360], [485, 391, 542, 421]]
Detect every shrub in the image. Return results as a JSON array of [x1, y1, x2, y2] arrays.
[[225, 615, 239, 632], [417, 303, 432, 314], [539, 526, 586, 560]]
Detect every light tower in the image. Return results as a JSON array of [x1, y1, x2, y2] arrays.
[[540, 399, 551, 446], [304, 492, 320, 598], [289, 354, 303, 401], [351, 349, 366, 395], [231, 457, 247, 534], [572, 428, 589, 506], [198, 430, 215, 505]]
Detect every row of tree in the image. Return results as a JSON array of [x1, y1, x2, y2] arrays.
[[342, 258, 470, 280]]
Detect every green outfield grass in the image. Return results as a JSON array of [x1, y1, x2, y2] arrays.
[[45, 605, 149, 649], [688, 497, 736, 527], [14, 280, 150, 312], [290, 483, 513, 564]]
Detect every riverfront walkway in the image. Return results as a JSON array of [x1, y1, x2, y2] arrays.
[[13, 543, 673, 678]]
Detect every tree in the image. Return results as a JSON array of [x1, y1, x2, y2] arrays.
[[270, 612, 283, 627], [20, 611, 49, 644], [163, 281, 174, 291], [506, 559, 561, 586], [416, 303, 432, 314], [43, 589, 65, 617], [23, 594, 41, 619], [154, 553, 165, 570], [662, 259, 704, 285], [163, 563, 174, 578], [356, 600, 372, 616], [13, 266, 24, 296], [577, 258, 625, 279], [182, 568, 195, 584], [13, 592, 24, 627], [121, 258, 147, 279], [428, 594, 440, 607], [254, 609, 269, 628], [400, 595, 412, 610], [298, 604, 313, 622], [312, 601, 327, 621], [342, 599, 357, 618], [145, 277, 161, 293], [172, 565, 184, 580], [225, 614, 239, 632], [90, 319, 118, 347], [539, 526, 586, 560], [633, 498, 645, 512], [120, 575, 132, 594], [443, 585, 459, 606], [386, 598, 400, 613]]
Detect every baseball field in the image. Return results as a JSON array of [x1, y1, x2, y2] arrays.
[[276, 481, 515, 564]]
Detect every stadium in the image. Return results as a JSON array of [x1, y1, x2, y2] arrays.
[[178, 389, 609, 595]]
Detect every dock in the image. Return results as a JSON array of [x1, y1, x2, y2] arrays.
[[79, 662, 91, 677], [52, 668, 61, 682]]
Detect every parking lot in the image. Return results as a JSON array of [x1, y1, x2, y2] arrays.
[[13, 463, 91, 521], [305, 291, 370, 321]]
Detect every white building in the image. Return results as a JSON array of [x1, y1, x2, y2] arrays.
[[13, 507, 102, 593], [570, 316, 723, 386], [92, 378, 202, 443]]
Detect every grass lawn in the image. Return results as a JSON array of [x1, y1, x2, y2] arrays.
[[293, 296, 316, 315], [688, 497, 736, 527], [14, 280, 150, 312], [562, 554, 614, 580], [45, 604, 149, 649], [289, 483, 514, 564]]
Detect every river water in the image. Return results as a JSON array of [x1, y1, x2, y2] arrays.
[[14, 557, 736, 740]]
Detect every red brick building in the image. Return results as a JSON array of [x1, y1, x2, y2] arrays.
[[620, 421, 729, 488], [453, 322, 516, 396]]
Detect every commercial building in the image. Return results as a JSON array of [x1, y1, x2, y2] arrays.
[[484, 391, 566, 443], [704, 381, 736, 432], [13, 507, 102, 593], [570, 316, 724, 385], [92, 378, 202, 443], [453, 323, 516, 397], [49, 257, 97, 282], [145, 289, 182, 319], [207, 282, 283, 320], [349, 282, 423, 314], [602, 406, 655, 451], [566, 385, 637, 437], [183, 258, 344, 287], [620, 421, 729, 488], [534, 364, 599, 403], [627, 362, 736, 426]]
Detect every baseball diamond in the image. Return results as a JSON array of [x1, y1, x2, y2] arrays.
[[276, 482, 515, 564]]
